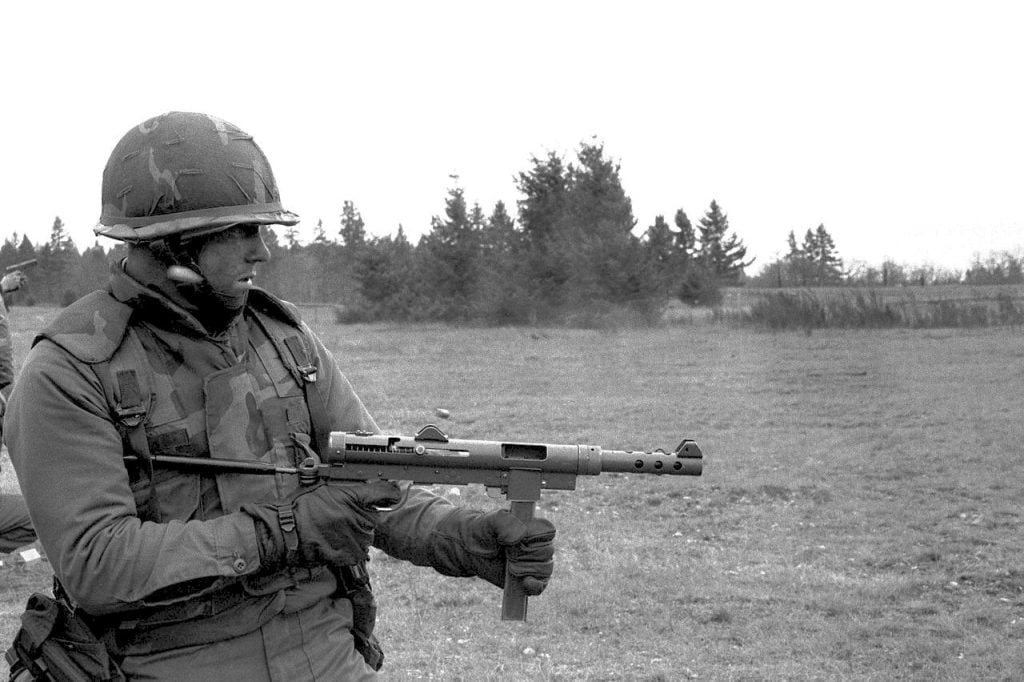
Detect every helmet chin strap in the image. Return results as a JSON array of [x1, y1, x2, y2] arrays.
[[150, 238, 247, 330]]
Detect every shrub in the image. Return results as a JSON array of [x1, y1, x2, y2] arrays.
[[741, 289, 1023, 330]]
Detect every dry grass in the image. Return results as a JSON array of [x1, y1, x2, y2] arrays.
[[721, 284, 1024, 328], [2, 306, 1022, 680]]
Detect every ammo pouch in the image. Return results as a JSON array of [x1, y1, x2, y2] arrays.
[[333, 563, 384, 671], [5, 591, 124, 682]]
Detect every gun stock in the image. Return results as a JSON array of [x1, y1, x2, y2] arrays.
[[126, 424, 703, 621]]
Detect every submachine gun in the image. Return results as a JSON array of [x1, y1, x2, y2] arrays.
[[130, 424, 703, 620]]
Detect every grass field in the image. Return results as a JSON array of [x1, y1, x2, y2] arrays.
[[1, 306, 1022, 680]]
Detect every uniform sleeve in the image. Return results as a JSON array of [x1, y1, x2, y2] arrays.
[[372, 487, 462, 561], [0, 296, 13, 389], [4, 340, 264, 616], [303, 325, 469, 563], [305, 322, 379, 434]]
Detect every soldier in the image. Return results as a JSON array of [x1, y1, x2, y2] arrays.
[[0, 264, 29, 406], [0, 267, 36, 555], [5, 112, 555, 680]]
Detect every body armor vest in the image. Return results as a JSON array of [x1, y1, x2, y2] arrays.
[[40, 289, 319, 523]]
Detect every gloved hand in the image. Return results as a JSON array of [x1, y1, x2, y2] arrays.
[[0, 271, 26, 294], [429, 508, 556, 595], [244, 481, 401, 569]]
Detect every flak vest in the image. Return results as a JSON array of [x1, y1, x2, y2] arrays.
[[38, 289, 344, 655]]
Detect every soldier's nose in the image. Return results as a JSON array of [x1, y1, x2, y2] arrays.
[[247, 236, 271, 263]]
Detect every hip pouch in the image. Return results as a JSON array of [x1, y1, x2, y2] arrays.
[[5, 591, 124, 682]]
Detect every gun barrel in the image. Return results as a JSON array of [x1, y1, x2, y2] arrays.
[[598, 441, 703, 477], [4, 258, 37, 273]]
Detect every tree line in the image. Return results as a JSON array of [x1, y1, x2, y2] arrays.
[[5, 143, 753, 324], [748, 232, 1022, 289], [4, 141, 1022, 323]]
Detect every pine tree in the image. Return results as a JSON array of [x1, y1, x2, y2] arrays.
[[48, 216, 76, 254], [468, 203, 487, 234], [77, 242, 112, 295], [355, 227, 416, 319], [515, 152, 572, 311], [785, 229, 813, 285], [481, 200, 518, 256], [16, 235, 36, 263], [669, 207, 718, 304], [312, 219, 330, 245], [308, 218, 345, 303], [807, 224, 843, 285], [791, 224, 843, 285], [777, 225, 843, 286], [695, 200, 752, 284], [0, 234, 19, 267], [516, 152, 569, 251], [39, 216, 81, 304], [515, 141, 658, 318], [475, 200, 530, 323], [416, 185, 481, 319], [642, 215, 676, 278], [283, 224, 302, 250], [339, 200, 367, 249], [563, 142, 644, 306], [673, 209, 696, 265]]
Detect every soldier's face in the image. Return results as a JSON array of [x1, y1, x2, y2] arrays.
[[195, 224, 271, 298]]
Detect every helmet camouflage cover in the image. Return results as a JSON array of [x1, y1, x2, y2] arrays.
[[96, 111, 299, 243]]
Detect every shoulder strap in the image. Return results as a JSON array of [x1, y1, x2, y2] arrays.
[[283, 335, 332, 455], [94, 324, 161, 522], [250, 311, 332, 455]]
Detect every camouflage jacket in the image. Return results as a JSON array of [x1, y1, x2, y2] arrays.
[[5, 261, 459, 649], [0, 294, 13, 391]]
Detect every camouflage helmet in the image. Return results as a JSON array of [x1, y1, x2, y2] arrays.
[[95, 111, 299, 242]]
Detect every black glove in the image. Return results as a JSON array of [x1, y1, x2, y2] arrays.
[[244, 481, 402, 569], [429, 508, 556, 595]]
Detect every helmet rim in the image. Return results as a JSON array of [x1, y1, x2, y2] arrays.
[[95, 111, 299, 243], [95, 203, 299, 243]]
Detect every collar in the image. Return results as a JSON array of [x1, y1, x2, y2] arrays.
[[111, 252, 219, 338]]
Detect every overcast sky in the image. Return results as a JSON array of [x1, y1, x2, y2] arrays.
[[4, 1, 1022, 273]]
